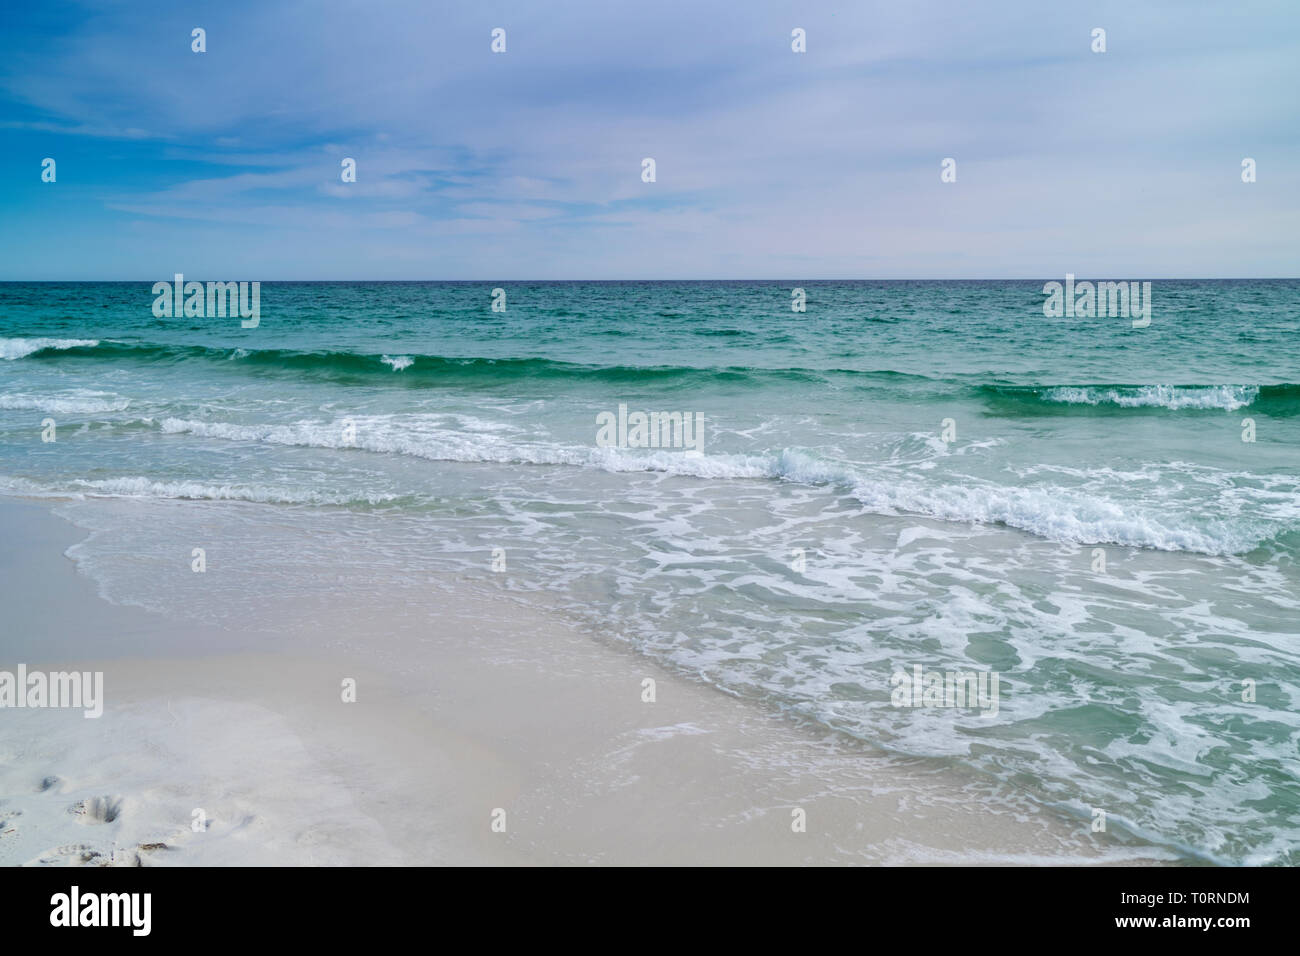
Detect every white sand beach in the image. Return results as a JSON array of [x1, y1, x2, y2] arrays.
[[0, 497, 1175, 866]]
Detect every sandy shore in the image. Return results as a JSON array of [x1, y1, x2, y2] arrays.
[[0, 497, 1175, 865]]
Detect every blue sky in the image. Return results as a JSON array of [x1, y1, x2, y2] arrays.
[[1, 0, 1297, 279]]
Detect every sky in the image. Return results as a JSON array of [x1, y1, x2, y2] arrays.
[[1, 0, 1297, 280]]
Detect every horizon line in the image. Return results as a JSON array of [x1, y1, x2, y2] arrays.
[[2, 276, 1299, 284]]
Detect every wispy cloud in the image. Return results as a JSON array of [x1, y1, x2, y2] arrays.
[[1, 0, 1297, 278]]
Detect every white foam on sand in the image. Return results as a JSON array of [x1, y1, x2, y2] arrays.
[[0, 497, 1178, 866]]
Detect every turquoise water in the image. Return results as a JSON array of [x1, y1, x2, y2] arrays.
[[2, 279, 1298, 863]]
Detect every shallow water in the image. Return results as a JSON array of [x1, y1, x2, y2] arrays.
[[2, 279, 1297, 864]]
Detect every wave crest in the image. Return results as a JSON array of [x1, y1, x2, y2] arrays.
[[1040, 385, 1259, 410], [155, 417, 1286, 554], [0, 337, 100, 360]]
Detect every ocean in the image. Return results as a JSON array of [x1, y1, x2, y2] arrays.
[[2, 279, 1297, 864]]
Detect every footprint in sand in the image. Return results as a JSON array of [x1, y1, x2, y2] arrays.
[[29, 841, 173, 867], [0, 807, 21, 838], [68, 795, 122, 825], [30, 843, 103, 865]]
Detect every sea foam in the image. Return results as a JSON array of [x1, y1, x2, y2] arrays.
[[154, 417, 1282, 554], [1039, 384, 1259, 410], [0, 337, 100, 360]]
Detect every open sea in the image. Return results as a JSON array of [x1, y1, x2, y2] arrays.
[[2, 279, 1298, 864]]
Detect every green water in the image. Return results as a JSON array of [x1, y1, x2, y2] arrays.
[[2, 279, 1298, 863]]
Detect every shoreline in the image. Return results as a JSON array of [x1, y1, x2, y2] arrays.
[[0, 495, 1177, 865]]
